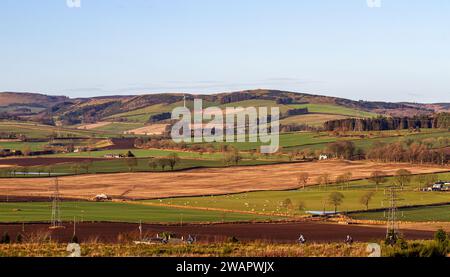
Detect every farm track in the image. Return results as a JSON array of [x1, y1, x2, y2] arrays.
[[0, 160, 447, 200]]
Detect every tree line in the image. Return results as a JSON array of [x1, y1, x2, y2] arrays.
[[323, 113, 450, 132]]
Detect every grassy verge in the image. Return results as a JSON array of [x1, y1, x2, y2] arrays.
[[0, 242, 367, 257]]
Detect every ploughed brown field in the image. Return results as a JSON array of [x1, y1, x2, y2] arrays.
[[0, 160, 447, 200], [0, 221, 434, 243]]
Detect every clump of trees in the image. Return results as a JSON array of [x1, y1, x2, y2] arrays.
[[324, 113, 449, 132], [367, 141, 448, 165], [325, 141, 365, 160], [147, 153, 181, 171]]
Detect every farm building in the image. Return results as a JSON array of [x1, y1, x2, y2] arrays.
[[431, 181, 450, 191], [423, 181, 450, 192], [92, 194, 112, 201], [104, 153, 125, 158], [319, 154, 328, 160]]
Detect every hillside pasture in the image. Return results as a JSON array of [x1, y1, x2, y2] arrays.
[[287, 103, 378, 118], [0, 121, 114, 138], [280, 114, 351, 126]]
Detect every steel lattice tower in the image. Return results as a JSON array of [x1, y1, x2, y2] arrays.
[[50, 178, 62, 228], [385, 186, 402, 243]]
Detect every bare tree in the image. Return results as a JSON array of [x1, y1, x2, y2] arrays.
[[148, 158, 158, 171], [125, 157, 138, 172], [328, 192, 345, 213], [157, 158, 170, 171], [167, 153, 180, 170], [297, 172, 309, 190], [360, 191, 376, 210], [394, 169, 412, 190], [369, 171, 387, 191]]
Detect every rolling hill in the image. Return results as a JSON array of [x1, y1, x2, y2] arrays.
[[0, 92, 68, 108], [0, 90, 448, 130]]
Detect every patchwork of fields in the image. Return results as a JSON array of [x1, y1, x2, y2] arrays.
[[0, 160, 447, 199], [147, 172, 450, 216]]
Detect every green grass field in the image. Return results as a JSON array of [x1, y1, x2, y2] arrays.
[[106, 100, 218, 122], [0, 141, 49, 151], [90, 122, 146, 133], [288, 103, 378, 118], [284, 129, 449, 152], [0, 156, 281, 177], [280, 114, 351, 126], [193, 132, 341, 151], [0, 201, 279, 223], [0, 121, 117, 138], [145, 173, 450, 215], [350, 204, 450, 222]]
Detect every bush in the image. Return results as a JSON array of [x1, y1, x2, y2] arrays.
[[227, 236, 239, 243], [16, 233, 23, 243], [71, 235, 79, 243], [434, 229, 448, 243], [384, 231, 450, 257], [0, 232, 10, 244]]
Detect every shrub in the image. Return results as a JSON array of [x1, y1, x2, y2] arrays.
[[0, 232, 10, 244], [16, 233, 23, 243], [227, 236, 239, 243], [71, 235, 79, 244]]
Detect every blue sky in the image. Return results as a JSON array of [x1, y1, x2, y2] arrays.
[[1, 0, 449, 102]]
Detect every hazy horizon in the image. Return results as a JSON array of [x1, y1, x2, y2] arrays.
[[1, 0, 449, 103]]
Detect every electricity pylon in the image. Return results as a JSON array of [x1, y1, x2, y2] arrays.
[[50, 178, 63, 229], [385, 186, 403, 244]]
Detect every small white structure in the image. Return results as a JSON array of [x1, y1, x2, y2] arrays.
[[319, 154, 328, 160], [92, 193, 112, 201]]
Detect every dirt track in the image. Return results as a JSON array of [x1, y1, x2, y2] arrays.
[[0, 221, 434, 243], [0, 160, 447, 199]]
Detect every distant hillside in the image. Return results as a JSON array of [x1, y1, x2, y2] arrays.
[[1, 90, 448, 127], [0, 92, 68, 108]]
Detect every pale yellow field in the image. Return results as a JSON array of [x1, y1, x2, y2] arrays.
[[77, 122, 112, 130], [124, 124, 169, 135]]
